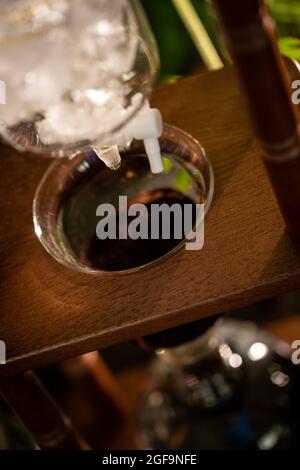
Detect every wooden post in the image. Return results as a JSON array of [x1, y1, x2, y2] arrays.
[[212, 0, 300, 242], [0, 371, 90, 450], [60, 352, 127, 449]]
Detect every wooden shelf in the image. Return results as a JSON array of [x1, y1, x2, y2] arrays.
[[1, 66, 300, 376]]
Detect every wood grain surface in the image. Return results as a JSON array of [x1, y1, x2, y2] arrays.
[[213, 0, 300, 243], [1, 66, 300, 376]]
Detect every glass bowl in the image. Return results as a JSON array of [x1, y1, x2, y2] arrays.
[[33, 124, 214, 275]]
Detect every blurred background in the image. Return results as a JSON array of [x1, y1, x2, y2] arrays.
[[1, 0, 300, 451], [141, 0, 300, 83]]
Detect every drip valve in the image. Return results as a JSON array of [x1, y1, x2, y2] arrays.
[[93, 94, 164, 174]]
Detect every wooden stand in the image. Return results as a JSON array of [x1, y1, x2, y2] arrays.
[[1, 66, 300, 378], [1, 0, 300, 448]]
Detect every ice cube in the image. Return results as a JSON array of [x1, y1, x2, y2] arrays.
[[0, 83, 33, 126], [0, 0, 70, 38], [0, 0, 142, 149], [70, 0, 125, 33], [20, 29, 72, 112], [37, 91, 125, 145], [72, 0, 138, 76], [0, 27, 72, 126]]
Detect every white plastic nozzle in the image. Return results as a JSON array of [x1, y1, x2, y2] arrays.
[[144, 138, 164, 174], [125, 108, 163, 140], [123, 101, 163, 173], [94, 94, 164, 174]]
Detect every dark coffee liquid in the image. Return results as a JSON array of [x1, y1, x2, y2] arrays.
[[81, 189, 196, 271]]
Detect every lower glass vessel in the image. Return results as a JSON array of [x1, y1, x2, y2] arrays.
[[137, 319, 300, 449]]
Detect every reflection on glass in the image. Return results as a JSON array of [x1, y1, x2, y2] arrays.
[[138, 319, 300, 450]]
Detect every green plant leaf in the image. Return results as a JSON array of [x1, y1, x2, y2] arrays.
[[268, 0, 300, 21], [278, 37, 300, 61]]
